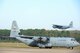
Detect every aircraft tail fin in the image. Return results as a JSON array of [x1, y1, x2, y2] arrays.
[[69, 21, 73, 28], [10, 20, 20, 38]]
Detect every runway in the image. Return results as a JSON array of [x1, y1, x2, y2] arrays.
[[0, 48, 79, 53]]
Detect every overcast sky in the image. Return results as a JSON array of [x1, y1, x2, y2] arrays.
[[0, 0, 80, 30]]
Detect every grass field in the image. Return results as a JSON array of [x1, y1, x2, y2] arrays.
[[0, 42, 80, 49], [0, 42, 30, 48]]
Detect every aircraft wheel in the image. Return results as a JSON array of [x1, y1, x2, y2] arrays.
[[48, 47, 52, 49], [45, 47, 52, 49], [67, 47, 73, 50], [71, 47, 73, 49]]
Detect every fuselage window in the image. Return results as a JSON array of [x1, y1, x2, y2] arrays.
[[71, 39, 76, 41]]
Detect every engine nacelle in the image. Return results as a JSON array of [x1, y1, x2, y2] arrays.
[[32, 37, 50, 43], [41, 37, 49, 42], [32, 37, 39, 41]]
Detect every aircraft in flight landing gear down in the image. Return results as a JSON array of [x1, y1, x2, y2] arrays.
[[52, 21, 73, 29]]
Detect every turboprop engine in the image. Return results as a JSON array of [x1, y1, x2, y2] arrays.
[[32, 37, 50, 43]]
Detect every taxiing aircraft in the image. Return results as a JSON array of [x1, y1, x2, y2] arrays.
[[52, 21, 73, 29], [10, 21, 79, 49]]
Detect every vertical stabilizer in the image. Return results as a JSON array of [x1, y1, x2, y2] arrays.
[[10, 20, 20, 38], [69, 21, 73, 28]]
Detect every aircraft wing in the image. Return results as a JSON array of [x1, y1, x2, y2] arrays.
[[20, 35, 50, 43], [20, 35, 34, 39], [53, 25, 63, 28]]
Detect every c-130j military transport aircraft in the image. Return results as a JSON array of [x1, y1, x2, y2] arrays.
[[10, 21, 80, 49], [52, 21, 73, 29]]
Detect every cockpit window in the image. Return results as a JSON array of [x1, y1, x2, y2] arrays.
[[71, 39, 76, 41]]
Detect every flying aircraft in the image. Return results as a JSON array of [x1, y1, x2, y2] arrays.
[[52, 21, 73, 29], [10, 21, 79, 49]]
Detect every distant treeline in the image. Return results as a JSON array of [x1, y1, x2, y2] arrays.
[[0, 29, 80, 42]]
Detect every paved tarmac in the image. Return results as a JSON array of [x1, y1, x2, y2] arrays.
[[0, 48, 79, 53]]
